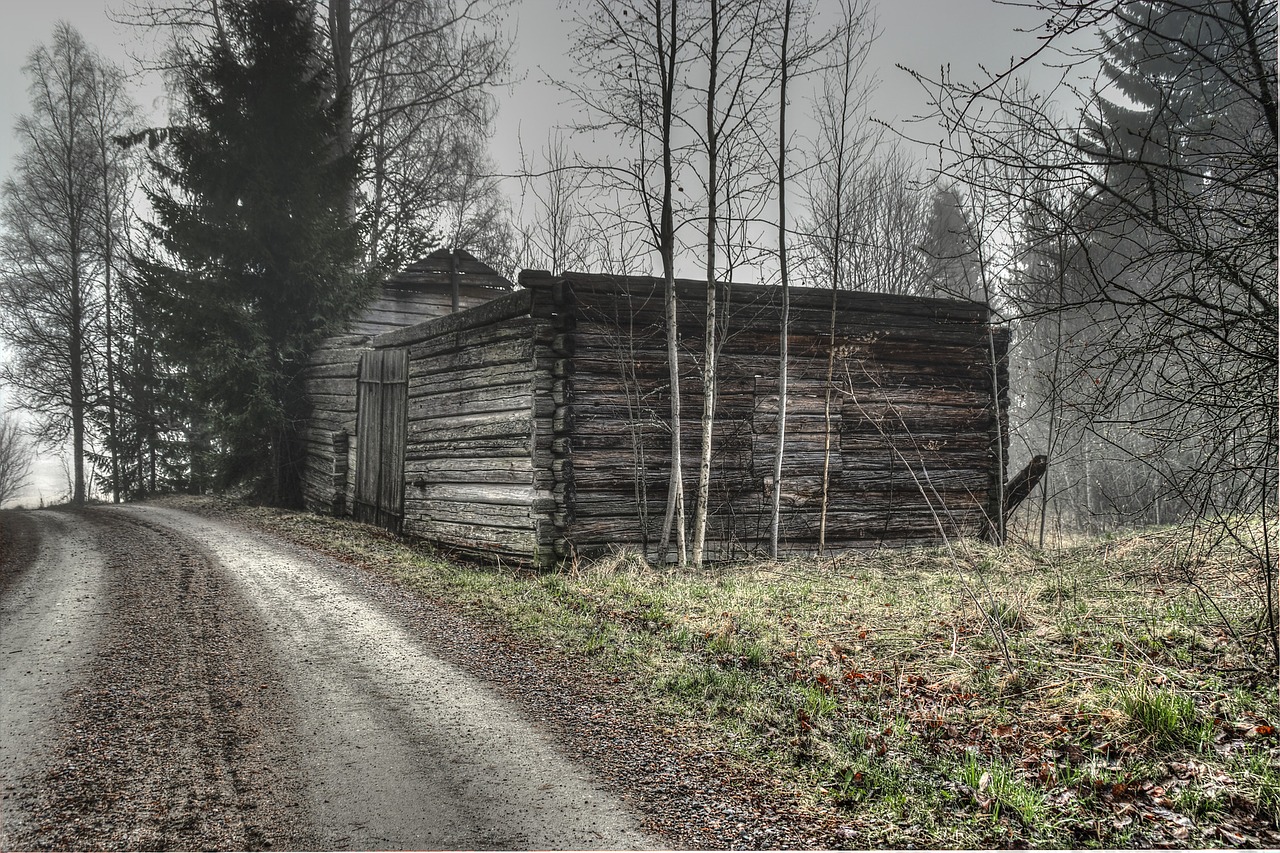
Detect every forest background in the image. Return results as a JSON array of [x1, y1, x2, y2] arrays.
[[0, 0, 1272, 569]]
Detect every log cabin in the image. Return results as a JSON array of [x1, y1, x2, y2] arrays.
[[304, 264, 1010, 567], [301, 248, 513, 518]]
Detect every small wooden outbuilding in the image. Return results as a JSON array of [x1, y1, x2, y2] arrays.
[[304, 264, 1010, 567], [301, 248, 512, 521]]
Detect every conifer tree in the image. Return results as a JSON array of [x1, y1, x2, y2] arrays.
[[137, 0, 365, 507]]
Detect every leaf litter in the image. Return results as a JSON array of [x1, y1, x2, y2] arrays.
[[188, 495, 1278, 849]]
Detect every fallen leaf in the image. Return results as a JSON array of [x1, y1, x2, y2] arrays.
[[1217, 827, 1246, 844]]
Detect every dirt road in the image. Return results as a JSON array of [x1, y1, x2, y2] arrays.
[[0, 505, 658, 850]]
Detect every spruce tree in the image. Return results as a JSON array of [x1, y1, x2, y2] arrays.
[[138, 0, 365, 506]]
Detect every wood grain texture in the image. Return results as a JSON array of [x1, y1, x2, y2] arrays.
[[301, 252, 511, 517], [308, 265, 1008, 566], [532, 272, 1008, 562]]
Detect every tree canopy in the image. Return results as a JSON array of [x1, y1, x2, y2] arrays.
[[137, 0, 366, 506], [0, 23, 135, 506]]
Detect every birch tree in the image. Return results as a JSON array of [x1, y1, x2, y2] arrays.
[[802, 0, 878, 553], [688, 0, 773, 565], [765, 0, 839, 559], [86, 61, 140, 503], [565, 0, 692, 564], [0, 25, 132, 506]]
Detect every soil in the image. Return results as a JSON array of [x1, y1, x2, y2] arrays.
[[0, 504, 659, 850]]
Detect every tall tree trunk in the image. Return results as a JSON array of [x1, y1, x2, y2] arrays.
[[769, 0, 793, 560], [693, 0, 721, 568], [328, 0, 355, 217], [656, 0, 687, 565], [70, 270, 86, 506], [101, 116, 120, 504]]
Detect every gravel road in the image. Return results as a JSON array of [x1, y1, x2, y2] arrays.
[[0, 505, 659, 850]]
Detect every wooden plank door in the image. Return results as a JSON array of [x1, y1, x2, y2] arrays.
[[354, 348, 408, 531]]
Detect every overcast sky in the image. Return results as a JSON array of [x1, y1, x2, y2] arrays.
[[0, 0, 1095, 505]]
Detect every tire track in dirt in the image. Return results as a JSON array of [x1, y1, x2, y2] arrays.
[[1, 511, 108, 848], [125, 503, 659, 850], [5, 508, 315, 850]]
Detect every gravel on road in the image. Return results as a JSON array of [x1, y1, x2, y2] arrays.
[[0, 505, 660, 850]]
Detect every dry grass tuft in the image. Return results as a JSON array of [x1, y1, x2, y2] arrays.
[[193, 497, 1279, 848]]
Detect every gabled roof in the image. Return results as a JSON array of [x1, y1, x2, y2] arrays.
[[385, 248, 512, 291]]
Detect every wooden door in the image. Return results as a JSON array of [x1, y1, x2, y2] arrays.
[[354, 348, 408, 531]]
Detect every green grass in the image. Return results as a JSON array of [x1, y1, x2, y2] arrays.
[[187, 496, 1279, 848], [960, 752, 1051, 830], [1118, 685, 1211, 749]]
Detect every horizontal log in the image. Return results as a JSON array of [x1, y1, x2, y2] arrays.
[[403, 497, 535, 528], [566, 504, 985, 544], [571, 322, 993, 359], [307, 345, 369, 367], [562, 272, 988, 322], [410, 363, 537, 397], [307, 393, 358, 413], [408, 387, 532, 421], [404, 463, 534, 487], [305, 377, 358, 398], [303, 361, 361, 380], [404, 318, 545, 361], [314, 333, 370, 349], [407, 409, 530, 438], [573, 302, 990, 346], [409, 337, 536, 378], [404, 436, 532, 459], [404, 481, 536, 507], [372, 289, 533, 350], [569, 354, 992, 389], [402, 515, 537, 549]]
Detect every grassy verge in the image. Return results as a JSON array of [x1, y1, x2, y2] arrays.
[[194, 497, 1278, 848]]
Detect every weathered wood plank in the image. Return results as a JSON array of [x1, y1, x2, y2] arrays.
[[408, 337, 536, 378], [404, 482, 537, 507], [406, 383, 531, 419], [372, 289, 533, 350], [407, 409, 531, 441]]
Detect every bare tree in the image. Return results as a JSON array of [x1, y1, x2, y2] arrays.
[[764, 0, 840, 559], [0, 414, 34, 509], [909, 0, 1276, 670], [565, 0, 693, 564], [687, 0, 774, 565], [799, 0, 878, 552], [515, 132, 594, 274], [0, 25, 131, 506], [87, 60, 140, 504], [442, 138, 516, 275], [120, 0, 513, 272], [804, 143, 931, 297], [335, 0, 513, 270]]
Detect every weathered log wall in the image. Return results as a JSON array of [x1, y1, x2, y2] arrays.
[[309, 262, 1008, 566], [302, 334, 365, 514], [387, 290, 560, 565], [522, 271, 1008, 561], [301, 250, 510, 515]]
